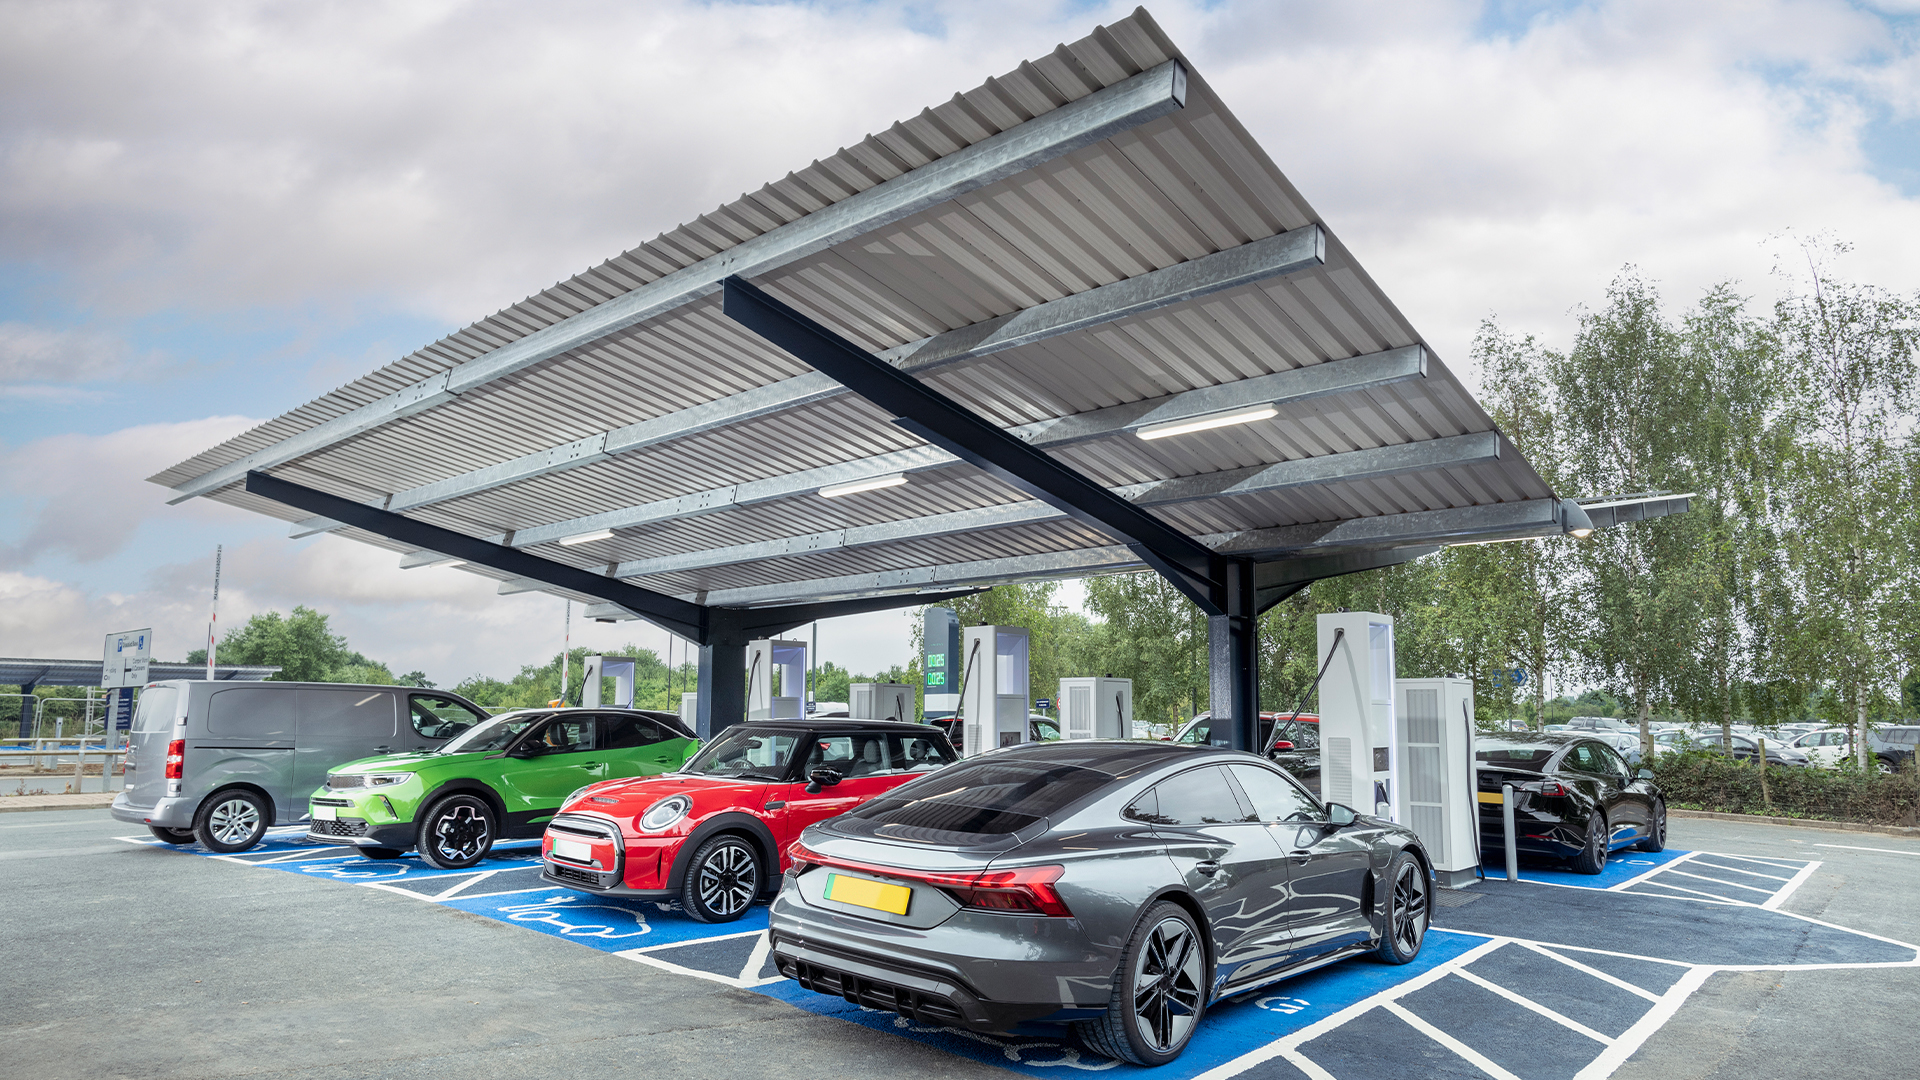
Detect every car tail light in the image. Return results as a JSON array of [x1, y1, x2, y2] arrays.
[[1534, 781, 1569, 798], [787, 840, 1070, 917], [164, 740, 185, 780]]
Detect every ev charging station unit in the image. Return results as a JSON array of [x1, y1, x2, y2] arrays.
[[958, 625, 1029, 756], [679, 692, 699, 731], [850, 682, 914, 722], [1057, 676, 1133, 740], [581, 656, 636, 708], [746, 639, 807, 721], [1395, 677, 1479, 888], [1314, 612, 1480, 887]]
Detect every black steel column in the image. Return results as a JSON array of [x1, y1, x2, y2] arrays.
[[695, 638, 747, 740], [1207, 559, 1259, 751], [16, 681, 34, 740]]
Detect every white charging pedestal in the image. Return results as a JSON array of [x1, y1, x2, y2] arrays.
[[959, 626, 1029, 756], [1395, 678, 1479, 887], [746, 639, 806, 720], [679, 692, 699, 731], [1316, 612, 1399, 821], [1058, 677, 1133, 739], [850, 682, 914, 722], [582, 656, 637, 708]]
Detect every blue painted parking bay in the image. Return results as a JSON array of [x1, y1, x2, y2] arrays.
[[118, 830, 1919, 1078]]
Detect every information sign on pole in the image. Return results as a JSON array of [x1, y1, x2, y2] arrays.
[[102, 628, 153, 689], [109, 687, 137, 730], [1033, 698, 1052, 711]]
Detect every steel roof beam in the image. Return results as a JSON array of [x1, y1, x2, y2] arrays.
[[287, 224, 1329, 539], [723, 274, 1230, 612], [686, 546, 1147, 608], [601, 432, 1499, 581], [1213, 498, 1587, 556], [171, 61, 1190, 505]]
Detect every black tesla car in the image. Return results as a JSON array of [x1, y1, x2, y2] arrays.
[[768, 741, 1432, 1066], [1476, 733, 1666, 873]]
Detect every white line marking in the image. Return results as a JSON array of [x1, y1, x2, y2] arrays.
[[432, 870, 502, 901], [1451, 966, 1612, 1044], [622, 927, 766, 954], [1624, 879, 1752, 905], [1814, 843, 1920, 857], [1691, 851, 1807, 869], [1607, 851, 1699, 891], [739, 930, 774, 981], [1276, 1049, 1338, 1080], [1571, 966, 1712, 1080], [1189, 937, 1510, 1080], [1384, 999, 1525, 1080], [1760, 861, 1822, 911], [617, 940, 787, 989], [1681, 860, 1792, 882], [1660, 870, 1776, 894], [1511, 942, 1662, 1002]]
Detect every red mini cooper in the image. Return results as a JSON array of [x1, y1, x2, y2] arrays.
[[539, 719, 956, 922]]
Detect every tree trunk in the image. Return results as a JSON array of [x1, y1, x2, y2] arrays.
[[1856, 697, 1870, 770], [1637, 680, 1652, 761]]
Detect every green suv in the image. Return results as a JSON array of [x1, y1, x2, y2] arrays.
[[306, 707, 698, 869]]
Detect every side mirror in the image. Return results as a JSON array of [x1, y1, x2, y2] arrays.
[[1636, 767, 1655, 780], [1326, 802, 1359, 828], [1270, 740, 1295, 752], [508, 742, 541, 758], [805, 766, 842, 794]]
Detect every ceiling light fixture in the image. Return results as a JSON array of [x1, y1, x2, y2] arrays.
[[557, 528, 615, 546], [441, 560, 467, 568], [819, 473, 907, 499], [1135, 405, 1279, 441]]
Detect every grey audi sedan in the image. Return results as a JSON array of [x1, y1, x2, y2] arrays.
[[768, 741, 1433, 1066]]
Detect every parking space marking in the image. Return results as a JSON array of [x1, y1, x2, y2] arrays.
[[1450, 966, 1612, 1045], [1683, 859, 1791, 881], [1625, 878, 1748, 905], [1759, 861, 1820, 910], [1658, 869, 1777, 894], [1606, 850, 1699, 891], [1512, 943, 1664, 1001], [616, 928, 786, 990], [1382, 998, 1524, 1080], [1814, 843, 1920, 856], [1570, 967, 1712, 1080]]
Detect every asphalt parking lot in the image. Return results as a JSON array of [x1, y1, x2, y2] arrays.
[[3, 811, 1915, 1079]]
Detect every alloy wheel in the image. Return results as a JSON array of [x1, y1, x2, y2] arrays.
[[208, 798, 260, 846], [1389, 860, 1428, 955], [1130, 916, 1203, 1054], [696, 840, 758, 918], [432, 803, 491, 861]]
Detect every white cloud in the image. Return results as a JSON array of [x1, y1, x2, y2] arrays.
[[0, 416, 259, 562]]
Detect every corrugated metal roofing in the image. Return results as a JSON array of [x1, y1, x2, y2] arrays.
[[152, 8, 1563, 615]]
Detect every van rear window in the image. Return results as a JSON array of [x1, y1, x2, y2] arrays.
[[132, 687, 178, 733]]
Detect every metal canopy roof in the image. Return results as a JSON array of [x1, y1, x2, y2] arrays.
[[153, 8, 1680, 640], [1, 659, 281, 688]]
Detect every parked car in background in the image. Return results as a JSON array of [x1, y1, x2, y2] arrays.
[[1653, 729, 1810, 767], [307, 707, 697, 869], [1172, 711, 1323, 794], [1789, 728, 1854, 768], [113, 680, 489, 853], [1476, 733, 1665, 873], [1566, 716, 1633, 733], [1590, 731, 1645, 767], [1868, 725, 1920, 772], [770, 741, 1432, 1066], [540, 719, 955, 921]]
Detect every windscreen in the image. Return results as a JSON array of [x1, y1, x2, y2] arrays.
[[681, 726, 801, 780], [132, 686, 179, 733], [437, 714, 540, 755], [843, 758, 1116, 837]]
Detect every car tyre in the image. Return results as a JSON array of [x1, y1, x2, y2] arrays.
[[193, 789, 270, 853], [680, 834, 762, 923], [416, 794, 496, 870], [357, 847, 405, 860], [147, 825, 197, 845], [1635, 801, 1667, 853], [1074, 901, 1206, 1066], [1570, 812, 1609, 875], [1373, 850, 1429, 964]]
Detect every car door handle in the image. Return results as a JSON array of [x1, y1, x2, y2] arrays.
[[1195, 860, 1221, 876], [764, 800, 786, 810], [1288, 851, 1314, 862], [577, 762, 601, 768]]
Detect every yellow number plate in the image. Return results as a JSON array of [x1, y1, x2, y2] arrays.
[[1476, 791, 1505, 804], [824, 873, 911, 915]]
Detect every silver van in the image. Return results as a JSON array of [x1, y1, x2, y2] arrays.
[[111, 681, 489, 852]]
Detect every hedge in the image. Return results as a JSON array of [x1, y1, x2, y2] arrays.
[[1648, 750, 1920, 827]]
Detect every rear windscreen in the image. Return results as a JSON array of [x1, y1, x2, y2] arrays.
[[843, 758, 1116, 837], [1476, 747, 1555, 766], [132, 687, 179, 733]]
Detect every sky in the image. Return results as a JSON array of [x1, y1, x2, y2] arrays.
[[2, 0, 1918, 688]]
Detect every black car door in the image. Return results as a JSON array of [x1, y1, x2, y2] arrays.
[[1594, 742, 1654, 839], [1566, 741, 1639, 846], [1131, 765, 1292, 988]]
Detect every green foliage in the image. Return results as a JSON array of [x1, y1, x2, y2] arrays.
[[191, 607, 394, 684], [1650, 750, 1919, 826], [452, 647, 696, 712]]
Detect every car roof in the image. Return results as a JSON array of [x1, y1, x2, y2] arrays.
[[730, 718, 945, 733], [1476, 732, 1580, 751]]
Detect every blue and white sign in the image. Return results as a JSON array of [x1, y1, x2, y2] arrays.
[[108, 687, 136, 730], [1033, 698, 1052, 710], [102, 628, 152, 689]]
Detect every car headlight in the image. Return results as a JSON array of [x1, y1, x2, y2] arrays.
[[637, 794, 692, 832], [363, 773, 413, 787]]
